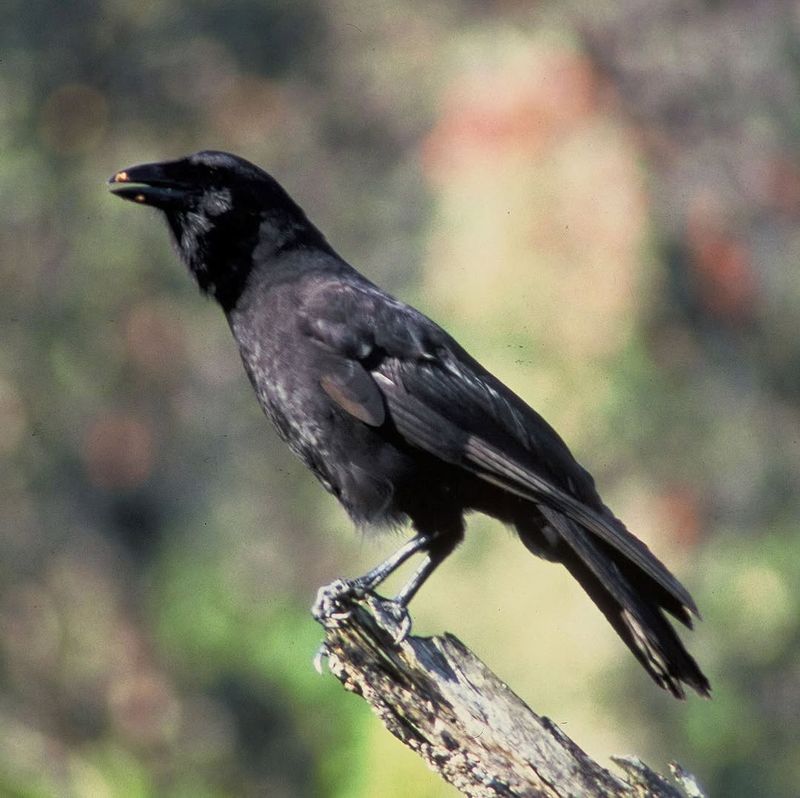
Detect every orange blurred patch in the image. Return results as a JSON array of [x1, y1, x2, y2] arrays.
[[423, 49, 603, 180], [38, 83, 108, 155], [419, 39, 647, 371], [83, 414, 155, 490], [107, 670, 180, 746], [686, 199, 757, 323], [658, 485, 704, 549], [208, 75, 286, 147], [767, 155, 800, 217], [124, 299, 186, 381]]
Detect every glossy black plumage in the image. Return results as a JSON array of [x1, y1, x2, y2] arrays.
[[109, 150, 710, 698]]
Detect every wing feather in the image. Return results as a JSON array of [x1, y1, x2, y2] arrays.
[[301, 280, 698, 620], [377, 365, 698, 619]]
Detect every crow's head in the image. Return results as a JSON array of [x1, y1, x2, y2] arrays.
[[109, 151, 329, 309]]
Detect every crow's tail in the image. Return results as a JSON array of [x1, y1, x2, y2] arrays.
[[521, 506, 710, 699]]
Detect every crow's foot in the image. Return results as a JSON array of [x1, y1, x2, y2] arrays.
[[312, 579, 413, 643], [368, 595, 413, 643], [312, 578, 365, 625]]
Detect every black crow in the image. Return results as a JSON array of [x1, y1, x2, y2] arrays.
[[109, 150, 709, 698]]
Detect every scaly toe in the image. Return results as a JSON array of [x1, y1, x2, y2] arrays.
[[369, 596, 413, 643], [312, 577, 368, 625]]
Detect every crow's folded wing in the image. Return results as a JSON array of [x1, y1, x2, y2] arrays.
[[300, 280, 698, 619], [377, 358, 697, 620], [319, 356, 385, 427]]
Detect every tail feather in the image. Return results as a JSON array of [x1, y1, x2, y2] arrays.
[[526, 506, 710, 699], [562, 550, 710, 698]]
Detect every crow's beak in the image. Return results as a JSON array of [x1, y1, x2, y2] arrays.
[[108, 162, 190, 208]]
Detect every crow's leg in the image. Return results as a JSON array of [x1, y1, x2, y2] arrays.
[[354, 532, 435, 594], [393, 533, 459, 608], [313, 523, 462, 643], [312, 533, 432, 624]]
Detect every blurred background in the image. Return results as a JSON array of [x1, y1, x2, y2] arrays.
[[2, 1, 799, 796]]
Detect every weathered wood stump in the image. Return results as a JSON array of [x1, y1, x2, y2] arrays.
[[314, 593, 705, 798]]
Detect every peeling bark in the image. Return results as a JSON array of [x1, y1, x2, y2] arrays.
[[314, 594, 704, 798]]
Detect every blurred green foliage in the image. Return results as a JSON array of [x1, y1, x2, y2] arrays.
[[1, 1, 799, 796]]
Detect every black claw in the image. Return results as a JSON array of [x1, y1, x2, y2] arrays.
[[313, 641, 330, 674], [312, 578, 363, 624], [368, 595, 413, 643], [312, 579, 414, 643]]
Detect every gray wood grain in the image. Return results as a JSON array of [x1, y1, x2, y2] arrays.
[[313, 593, 704, 798]]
